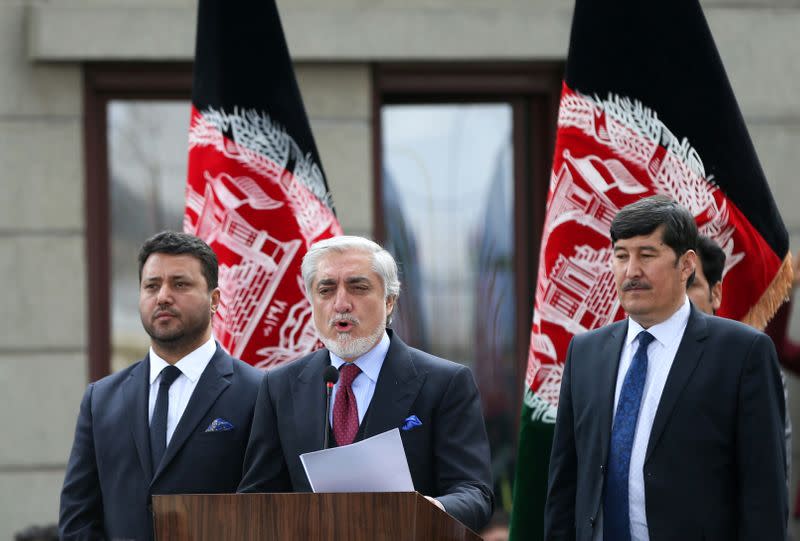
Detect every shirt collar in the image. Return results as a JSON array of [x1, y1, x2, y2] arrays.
[[625, 296, 691, 348], [148, 336, 217, 384], [328, 331, 391, 383]]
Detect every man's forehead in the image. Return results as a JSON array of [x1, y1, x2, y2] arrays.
[[142, 253, 203, 276], [314, 251, 381, 284], [613, 228, 666, 249], [318, 250, 371, 270]]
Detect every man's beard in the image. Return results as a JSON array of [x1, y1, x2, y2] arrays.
[[320, 321, 386, 360], [142, 308, 211, 353]]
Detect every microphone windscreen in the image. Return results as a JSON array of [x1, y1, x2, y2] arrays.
[[323, 365, 339, 385]]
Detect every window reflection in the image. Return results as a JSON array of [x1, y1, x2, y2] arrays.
[[107, 100, 190, 373], [381, 103, 516, 513]]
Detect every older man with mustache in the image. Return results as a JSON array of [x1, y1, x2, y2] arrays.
[[238, 235, 494, 533], [545, 196, 787, 541]]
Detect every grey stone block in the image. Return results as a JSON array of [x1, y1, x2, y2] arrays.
[[0, 5, 80, 117], [0, 352, 86, 465], [0, 119, 83, 231], [0, 235, 86, 349], [28, 3, 575, 61], [296, 63, 371, 120], [707, 9, 800, 118], [311, 119, 372, 234], [0, 470, 64, 541], [27, 3, 196, 61], [748, 121, 800, 234]]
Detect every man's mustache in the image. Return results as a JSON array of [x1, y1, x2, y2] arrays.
[[153, 307, 179, 319], [329, 313, 360, 327], [622, 280, 652, 291]]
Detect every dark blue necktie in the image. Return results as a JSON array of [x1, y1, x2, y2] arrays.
[[604, 331, 654, 541], [150, 365, 182, 472]]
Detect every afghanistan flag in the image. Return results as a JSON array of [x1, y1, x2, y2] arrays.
[[183, 0, 342, 368], [509, 0, 792, 538]]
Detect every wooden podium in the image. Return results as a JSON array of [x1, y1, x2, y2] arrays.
[[152, 492, 482, 541]]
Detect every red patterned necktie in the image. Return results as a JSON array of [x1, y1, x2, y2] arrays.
[[333, 363, 362, 446]]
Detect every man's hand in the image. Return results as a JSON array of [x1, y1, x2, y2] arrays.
[[425, 495, 445, 511]]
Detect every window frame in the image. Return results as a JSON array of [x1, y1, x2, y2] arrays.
[[372, 62, 564, 426], [84, 62, 193, 381]]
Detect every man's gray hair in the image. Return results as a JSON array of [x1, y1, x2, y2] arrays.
[[301, 235, 401, 302]]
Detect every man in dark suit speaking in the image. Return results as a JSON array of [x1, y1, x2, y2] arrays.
[[544, 196, 787, 540], [59, 232, 262, 541], [238, 235, 494, 532]]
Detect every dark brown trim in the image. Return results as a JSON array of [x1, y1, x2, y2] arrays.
[[83, 62, 193, 382], [84, 68, 110, 383], [376, 62, 564, 99], [511, 97, 531, 435], [371, 63, 385, 244]]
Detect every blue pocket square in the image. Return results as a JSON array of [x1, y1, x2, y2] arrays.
[[401, 415, 422, 431], [205, 418, 234, 432]]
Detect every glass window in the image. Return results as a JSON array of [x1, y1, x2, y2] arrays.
[[381, 103, 517, 514], [107, 100, 190, 372]]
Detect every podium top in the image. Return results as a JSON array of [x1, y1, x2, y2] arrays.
[[153, 491, 482, 541]]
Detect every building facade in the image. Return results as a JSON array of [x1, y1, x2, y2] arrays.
[[2, 0, 799, 537]]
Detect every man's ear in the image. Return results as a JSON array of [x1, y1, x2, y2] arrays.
[[385, 294, 396, 317], [681, 250, 697, 282], [711, 281, 723, 312], [210, 287, 221, 314]]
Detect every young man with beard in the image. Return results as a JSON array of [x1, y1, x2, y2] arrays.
[[238, 235, 494, 533], [59, 231, 262, 541]]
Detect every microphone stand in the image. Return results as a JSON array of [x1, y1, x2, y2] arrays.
[[323, 380, 335, 449]]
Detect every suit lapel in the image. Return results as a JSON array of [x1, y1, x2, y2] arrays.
[[598, 321, 628, 466], [292, 349, 331, 453], [644, 307, 708, 463], [362, 332, 425, 438], [152, 346, 233, 482], [122, 356, 153, 480]]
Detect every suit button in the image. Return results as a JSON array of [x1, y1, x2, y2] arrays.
[[589, 517, 595, 527], [600, 464, 606, 474]]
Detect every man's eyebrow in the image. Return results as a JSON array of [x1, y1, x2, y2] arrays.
[[316, 278, 337, 287], [345, 276, 371, 285], [143, 272, 194, 279], [614, 244, 660, 251]]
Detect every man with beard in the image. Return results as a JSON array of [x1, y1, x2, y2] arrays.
[[238, 235, 494, 532], [59, 231, 262, 541]]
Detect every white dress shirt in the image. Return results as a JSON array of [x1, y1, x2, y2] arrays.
[[148, 336, 217, 446], [595, 297, 690, 541], [328, 331, 390, 426]]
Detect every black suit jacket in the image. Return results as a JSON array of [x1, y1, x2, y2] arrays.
[[545, 305, 787, 541], [238, 330, 494, 532], [59, 345, 263, 541]]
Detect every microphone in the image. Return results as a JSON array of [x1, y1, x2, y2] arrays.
[[323, 365, 339, 449]]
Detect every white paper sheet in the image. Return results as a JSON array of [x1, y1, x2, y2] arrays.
[[299, 428, 414, 493]]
